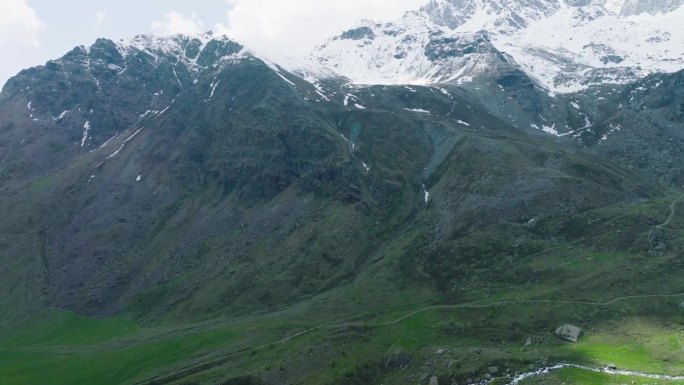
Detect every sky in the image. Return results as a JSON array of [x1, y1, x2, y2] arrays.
[[0, 0, 426, 87]]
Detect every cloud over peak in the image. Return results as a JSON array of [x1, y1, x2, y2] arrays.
[[0, 0, 46, 46]]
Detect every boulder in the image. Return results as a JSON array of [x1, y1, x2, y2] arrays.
[[384, 351, 412, 370], [555, 324, 584, 342], [429, 376, 439, 385]]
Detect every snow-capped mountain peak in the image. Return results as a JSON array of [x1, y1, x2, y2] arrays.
[[112, 32, 246, 72], [305, 0, 683, 93]]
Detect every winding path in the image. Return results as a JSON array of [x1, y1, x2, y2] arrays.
[[657, 194, 683, 229], [134, 194, 684, 384], [133, 291, 684, 385]]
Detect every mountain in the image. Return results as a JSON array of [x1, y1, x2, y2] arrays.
[[0, 1, 683, 385], [306, 0, 684, 93]]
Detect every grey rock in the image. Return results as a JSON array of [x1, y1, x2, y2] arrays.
[[524, 336, 533, 346], [385, 351, 412, 370], [488, 366, 499, 374], [648, 229, 666, 256], [429, 376, 440, 385], [555, 324, 584, 342], [340, 26, 375, 40]]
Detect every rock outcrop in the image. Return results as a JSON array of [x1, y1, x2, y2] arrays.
[[555, 324, 584, 342]]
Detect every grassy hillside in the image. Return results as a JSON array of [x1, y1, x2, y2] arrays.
[[1, 52, 683, 384]]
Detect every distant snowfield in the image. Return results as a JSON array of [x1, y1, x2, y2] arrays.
[[303, 1, 684, 94], [495, 4, 684, 93]]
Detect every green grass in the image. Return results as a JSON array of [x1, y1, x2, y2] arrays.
[[567, 319, 684, 375], [1, 311, 140, 347], [0, 310, 301, 385], [2, 193, 684, 385], [0, 325, 243, 385], [521, 368, 684, 385]]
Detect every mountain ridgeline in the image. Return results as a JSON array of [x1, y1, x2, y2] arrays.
[[0, 1, 683, 385]]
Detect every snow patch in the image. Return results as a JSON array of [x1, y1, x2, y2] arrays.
[[599, 123, 622, 143], [208, 78, 221, 101], [435, 87, 451, 97], [362, 161, 370, 173], [260, 56, 296, 86], [81, 120, 91, 147], [106, 126, 145, 160], [403, 108, 431, 114], [301, 72, 331, 101], [542, 124, 560, 136], [53, 110, 70, 121], [422, 184, 430, 204]]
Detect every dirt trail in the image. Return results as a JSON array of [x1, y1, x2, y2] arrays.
[[657, 194, 683, 229], [133, 291, 684, 385]]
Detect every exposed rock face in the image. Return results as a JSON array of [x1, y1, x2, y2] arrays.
[[555, 324, 584, 342], [421, 0, 565, 30], [648, 229, 667, 256], [429, 375, 440, 385]]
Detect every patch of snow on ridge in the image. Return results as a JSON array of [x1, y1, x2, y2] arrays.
[[81, 120, 91, 147], [256, 54, 298, 86], [404, 108, 431, 114], [542, 124, 560, 136], [53, 110, 70, 120], [112, 32, 247, 81], [300, 71, 331, 101], [208, 78, 220, 100], [423, 184, 430, 203], [362, 161, 370, 173]]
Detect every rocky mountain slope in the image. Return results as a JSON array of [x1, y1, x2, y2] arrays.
[[0, 1, 682, 384], [306, 0, 683, 93]]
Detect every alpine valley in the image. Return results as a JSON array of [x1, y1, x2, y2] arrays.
[[1, 0, 684, 384]]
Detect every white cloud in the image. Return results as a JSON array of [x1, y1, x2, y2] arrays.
[[95, 10, 108, 27], [0, 0, 46, 46], [214, 0, 424, 60], [152, 11, 206, 36]]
